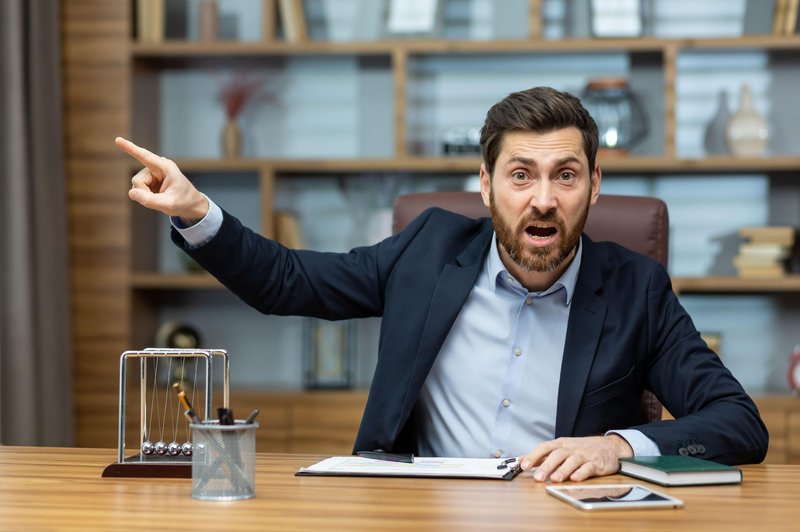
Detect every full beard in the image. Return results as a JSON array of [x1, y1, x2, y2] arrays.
[[490, 191, 590, 273]]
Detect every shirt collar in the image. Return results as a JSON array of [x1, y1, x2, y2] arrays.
[[486, 233, 582, 305]]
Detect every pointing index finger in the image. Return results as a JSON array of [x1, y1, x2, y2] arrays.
[[115, 136, 166, 170]]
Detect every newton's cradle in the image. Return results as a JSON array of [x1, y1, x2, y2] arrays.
[[102, 348, 230, 478]]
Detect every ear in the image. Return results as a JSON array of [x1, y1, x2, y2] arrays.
[[589, 164, 602, 206], [479, 163, 491, 208]]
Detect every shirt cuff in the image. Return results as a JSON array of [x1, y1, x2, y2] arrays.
[[170, 194, 223, 248], [606, 429, 661, 457]]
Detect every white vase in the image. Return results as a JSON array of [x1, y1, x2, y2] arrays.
[[725, 84, 769, 157]]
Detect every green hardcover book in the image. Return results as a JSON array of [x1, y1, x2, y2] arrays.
[[619, 456, 742, 486]]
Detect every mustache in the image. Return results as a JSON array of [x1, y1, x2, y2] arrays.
[[518, 208, 560, 227]]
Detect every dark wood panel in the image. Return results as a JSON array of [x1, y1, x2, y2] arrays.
[[63, 0, 130, 448]]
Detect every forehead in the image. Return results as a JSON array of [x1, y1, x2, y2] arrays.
[[498, 128, 587, 164]]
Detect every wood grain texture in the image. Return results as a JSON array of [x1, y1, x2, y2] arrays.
[[0, 447, 798, 531], [63, 0, 130, 447]]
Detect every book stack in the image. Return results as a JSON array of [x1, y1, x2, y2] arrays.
[[733, 226, 796, 278]]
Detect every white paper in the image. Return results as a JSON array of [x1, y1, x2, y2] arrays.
[[298, 456, 519, 479]]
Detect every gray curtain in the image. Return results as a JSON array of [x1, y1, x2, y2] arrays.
[[0, 0, 73, 445]]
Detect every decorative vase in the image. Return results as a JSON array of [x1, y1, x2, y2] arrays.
[[222, 120, 242, 158], [725, 84, 769, 157], [703, 90, 731, 156]]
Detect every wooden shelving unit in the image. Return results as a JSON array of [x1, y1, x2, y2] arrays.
[[63, 0, 800, 458], [674, 275, 800, 294]]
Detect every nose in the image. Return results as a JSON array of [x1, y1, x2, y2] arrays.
[[528, 180, 557, 215]]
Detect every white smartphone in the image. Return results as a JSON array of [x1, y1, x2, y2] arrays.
[[546, 484, 684, 511]]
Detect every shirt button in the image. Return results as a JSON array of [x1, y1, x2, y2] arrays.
[[502, 399, 511, 407], [513, 347, 522, 356], [493, 450, 503, 458], [525, 297, 533, 305]]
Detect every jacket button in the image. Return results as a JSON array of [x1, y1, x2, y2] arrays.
[[697, 445, 706, 453], [678, 447, 689, 456]]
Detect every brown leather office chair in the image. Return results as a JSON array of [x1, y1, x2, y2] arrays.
[[392, 191, 669, 423]]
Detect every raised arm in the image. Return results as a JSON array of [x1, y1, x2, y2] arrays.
[[115, 137, 208, 225]]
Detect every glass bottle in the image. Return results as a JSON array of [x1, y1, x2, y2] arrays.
[[581, 78, 648, 153]]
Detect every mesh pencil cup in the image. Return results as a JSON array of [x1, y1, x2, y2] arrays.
[[191, 421, 258, 501]]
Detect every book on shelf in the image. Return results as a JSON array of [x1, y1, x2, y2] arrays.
[[774, 0, 800, 35], [590, 0, 642, 37], [785, 0, 800, 34], [743, 0, 776, 35], [164, 0, 188, 40], [619, 456, 742, 487], [733, 255, 786, 269], [700, 332, 721, 356], [737, 242, 791, 261], [734, 226, 795, 277], [278, 0, 308, 43], [735, 264, 787, 278], [274, 211, 304, 249], [738, 226, 796, 247], [137, 0, 164, 43]]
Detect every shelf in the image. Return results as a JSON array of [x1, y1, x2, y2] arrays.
[[131, 272, 223, 289], [130, 36, 800, 58], [673, 276, 800, 294], [168, 156, 800, 175], [132, 274, 800, 294]]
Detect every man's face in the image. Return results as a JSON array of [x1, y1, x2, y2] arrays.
[[480, 128, 601, 275]]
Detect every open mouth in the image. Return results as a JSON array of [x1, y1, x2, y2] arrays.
[[525, 224, 558, 239]]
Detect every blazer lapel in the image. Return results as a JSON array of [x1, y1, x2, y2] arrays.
[[555, 237, 607, 437], [398, 223, 492, 417]]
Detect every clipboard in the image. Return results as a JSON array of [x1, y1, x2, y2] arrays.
[[296, 456, 522, 480]]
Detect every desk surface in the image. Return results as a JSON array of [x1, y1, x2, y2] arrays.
[[0, 447, 798, 531]]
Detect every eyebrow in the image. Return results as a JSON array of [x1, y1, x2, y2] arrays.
[[504, 155, 584, 169]]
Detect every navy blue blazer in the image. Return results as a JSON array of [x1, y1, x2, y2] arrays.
[[176, 207, 768, 465]]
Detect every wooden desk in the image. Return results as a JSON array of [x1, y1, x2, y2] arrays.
[[0, 447, 797, 531]]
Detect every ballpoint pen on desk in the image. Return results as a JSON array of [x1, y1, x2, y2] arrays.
[[356, 450, 415, 464]]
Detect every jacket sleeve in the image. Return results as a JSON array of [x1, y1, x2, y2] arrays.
[[635, 264, 769, 465], [171, 207, 432, 320]]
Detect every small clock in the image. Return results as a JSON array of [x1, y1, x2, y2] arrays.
[[155, 321, 201, 350], [789, 345, 800, 394]]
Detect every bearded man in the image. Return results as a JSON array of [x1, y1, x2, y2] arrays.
[[117, 86, 767, 482]]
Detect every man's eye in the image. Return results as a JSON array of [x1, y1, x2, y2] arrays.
[[559, 172, 576, 181], [512, 171, 528, 181]]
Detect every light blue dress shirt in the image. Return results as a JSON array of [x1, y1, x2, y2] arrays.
[[171, 194, 223, 247], [414, 235, 659, 458], [174, 198, 659, 458]]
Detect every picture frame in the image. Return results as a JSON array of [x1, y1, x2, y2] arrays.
[[384, 0, 443, 38], [302, 318, 355, 389]]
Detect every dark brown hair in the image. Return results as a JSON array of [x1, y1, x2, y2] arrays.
[[479, 86, 599, 177]]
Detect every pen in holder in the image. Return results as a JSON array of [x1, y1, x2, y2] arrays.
[[191, 420, 258, 501]]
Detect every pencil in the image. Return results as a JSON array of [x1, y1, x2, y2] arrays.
[[173, 382, 201, 424]]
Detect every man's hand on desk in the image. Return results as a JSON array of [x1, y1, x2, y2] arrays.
[[519, 434, 633, 482], [115, 137, 208, 225]]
